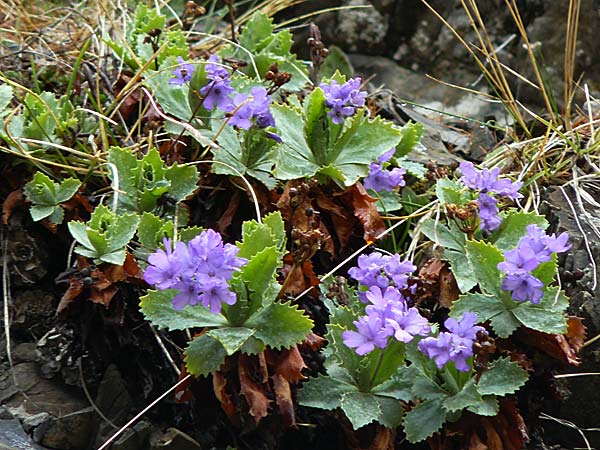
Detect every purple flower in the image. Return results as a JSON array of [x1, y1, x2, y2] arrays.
[[199, 55, 234, 111], [418, 313, 485, 372], [320, 77, 366, 124], [419, 333, 453, 369], [363, 163, 406, 192], [342, 315, 390, 355], [348, 253, 390, 289], [459, 161, 522, 199], [228, 87, 274, 130], [444, 312, 485, 341], [144, 238, 180, 289], [144, 229, 247, 313], [200, 79, 235, 111], [378, 148, 396, 163], [389, 307, 431, 343], [497, 244, 540, 275], [205, 54, 229, 80], [383, 255, 416, 289], [199, 278, 237, 313], [170, 57, 195, 85], [477, 193, 501, 232], [501, 272, 544, 304]]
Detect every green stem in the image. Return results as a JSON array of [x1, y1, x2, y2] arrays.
[[368, 347, 386, 389]]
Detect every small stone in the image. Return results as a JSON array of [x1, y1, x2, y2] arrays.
[[22, 412, 50, 434], [33, 407, 94, 449]]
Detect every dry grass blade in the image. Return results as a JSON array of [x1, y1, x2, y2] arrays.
[[564, 0, 581, 130]]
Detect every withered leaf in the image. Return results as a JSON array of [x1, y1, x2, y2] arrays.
[[566, 316, 587, 353], [2, 189, 24, 225], [345, 183, 385, 244], [516, 328, 580, 366], [272, 373, 296, 428], [238, 353, 270, 424], [217, 190, 241, 235], [266, 346, 307, 383], [213, 370, 237, 420]]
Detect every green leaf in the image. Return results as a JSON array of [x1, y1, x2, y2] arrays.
[[467, 396, 499, 416], [329, 111, 402, 186], [212, 125, 276, 189], [368, 339, 406, 387], [262, 211, 286, 252], [444, 250, 477, 292], [451, 292, 520, 338], [303, 88, 329, 163], [297, 374, 358, 410], [371, 365, 418, 401], [420, 219, 466, 252], [237, 246, 279, 308], [464, 240, 504, 294], [236, 219, 280, 260], [23, 172, 80, 224], [137, 212, 174, 252], [490, 211, 548, 252], [477, 357, 529, 397], [324, 324, 363, 378], [436, 178, 470, 205], [271, 103, 320, 180], [403, 398, 446, 443], [512, 286, 568, 334], [140, 289, 229, 330], [207, 327, 255, 355], [244, 302, 313, 349], [0, 84, 13, 117], [238, 12, 274, 51], [99, 250, 126, 265], [340, 392, 381, 430], [442, 379, 481, 413], [411, 376, 447, 401], [394, 122, 424, 158], [374, 396, 405, 428], [30, 205, 58, 222], [185, 334, 227, 377]]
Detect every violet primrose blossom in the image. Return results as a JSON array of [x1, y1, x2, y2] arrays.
[[170, 57, 196, 85], [497, 225, 570, 304], [143, 231, 247, 313], [199, 54, 235, 111], [418, 312, 486, 372], [458, 161, 523, 232], [343, 255, 430, 355], [228, 87, 275, 130], [320, 78, 366, 124]]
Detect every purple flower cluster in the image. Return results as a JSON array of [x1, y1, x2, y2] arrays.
[[459, 161, 523, 233], [143, 230, 247, 313], [497, 225, 570, 304], [363, 148, 406, 192], [342, 252, 430, 355], [170, 55, 274, 130], [418, 312, 486, 372], [170, 57, 196, 85], [319, 78, 367, 124]]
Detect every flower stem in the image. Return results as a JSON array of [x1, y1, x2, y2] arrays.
[[369, 347, 386, 389]]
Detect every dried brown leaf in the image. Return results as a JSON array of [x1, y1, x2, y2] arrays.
[[213, 370, 237, 420], [345, 183, 385, 243], [2, 189, 24, 225], [272, 373, 296, 428], [566, 316, 587, 353], [238, 354, 270, 424]]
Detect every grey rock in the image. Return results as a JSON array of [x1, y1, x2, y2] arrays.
[[150, 428, 203, 450], [11, 344, 37, 365], [0, 419, 47, 450], [337, 0, 388, 53], [92, 365, 133, 448], [33, 407, 94, 450], [21, 413, 50, 434], [107, 421, 152, 450]]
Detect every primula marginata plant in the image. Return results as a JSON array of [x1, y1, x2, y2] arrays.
[[140, 212, 314, 377], [297, 253, 529, 443]]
